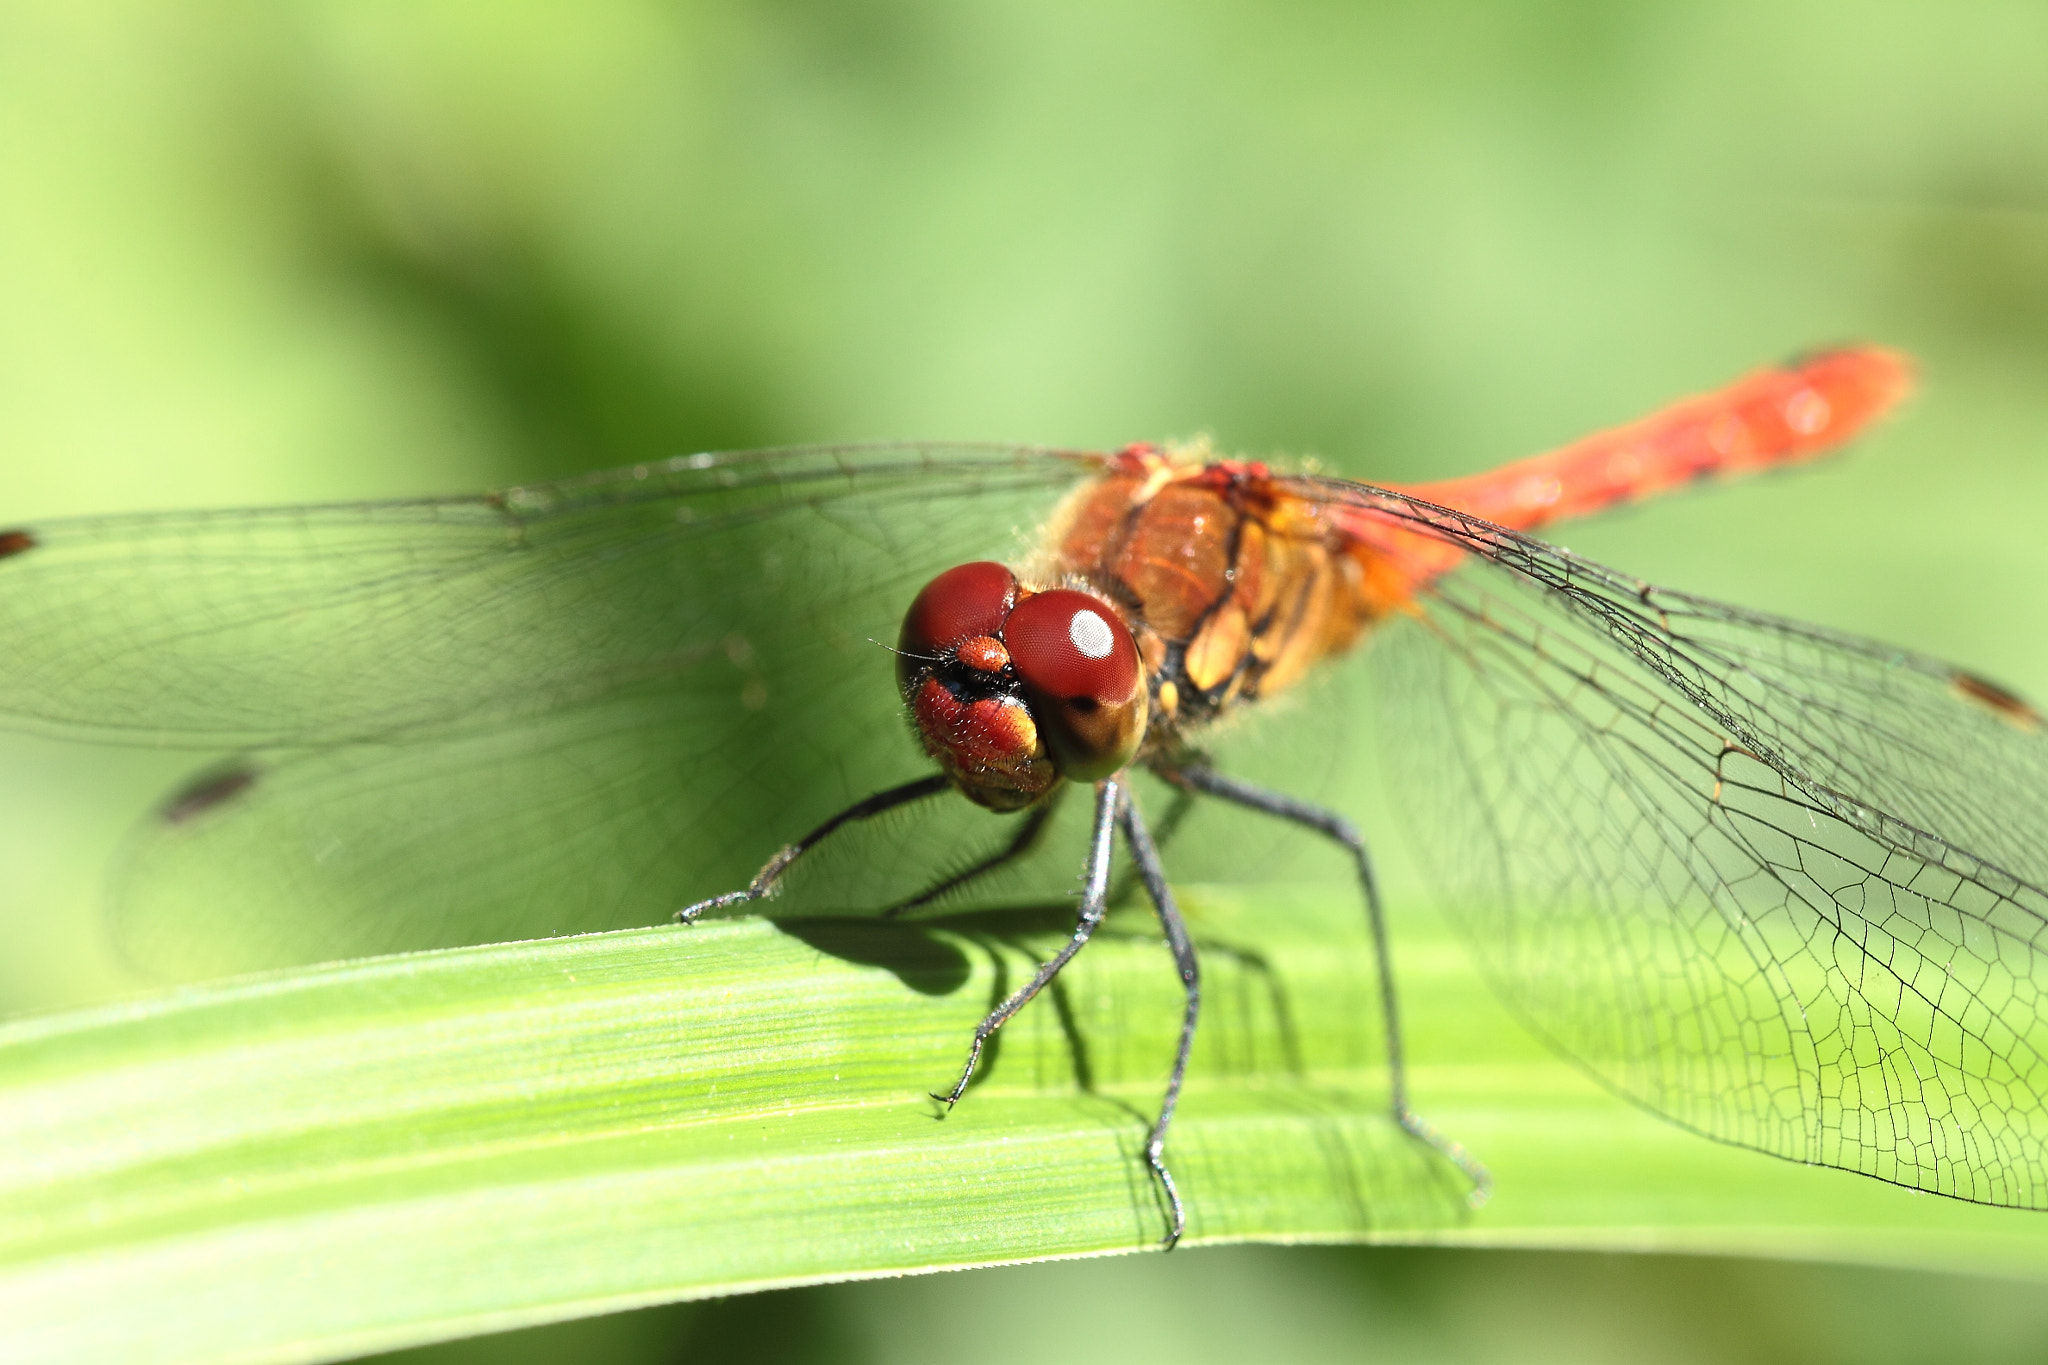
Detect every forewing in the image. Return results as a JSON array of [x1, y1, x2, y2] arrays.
[[0, 445, 1101, 974], [1308, 476, 2048, 1207], [0, 445, 1098, 744]]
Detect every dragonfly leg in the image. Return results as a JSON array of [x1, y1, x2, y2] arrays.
[[930, 778, 1118, 1101], [1155, 762, 1492, 1206], [882, 793, 1060, 918], [1106, 782, 1194, 908], [674, 773, 952, 922], [1117, 792, 1197, 1250]]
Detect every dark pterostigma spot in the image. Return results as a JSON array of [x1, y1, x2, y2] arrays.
[[0, 529, 37, 560], [159, 764, 260, 826], [770, 916, 971, 996], [1953, 670, 2043, 732]]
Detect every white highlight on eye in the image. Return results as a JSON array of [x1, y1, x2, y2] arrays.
[[1069, 608, 1115, 659]]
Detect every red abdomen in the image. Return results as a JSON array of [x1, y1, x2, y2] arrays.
[[1037, 347, 1912, 746]]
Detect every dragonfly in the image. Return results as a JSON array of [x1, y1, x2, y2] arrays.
[[3, 346, 2044, 1248]]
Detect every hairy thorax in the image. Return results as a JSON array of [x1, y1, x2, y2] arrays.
[[1033, 444, 1415, 752]]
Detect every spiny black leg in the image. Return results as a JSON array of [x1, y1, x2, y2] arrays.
[[1108, 783, 1194, 909], [931, 778, 1120, 1105], [1155, 762, 1491, 1205], [883, 795, 1058, 918], [1118, 794, 1197, 1250], [675, 773, 952, 922]]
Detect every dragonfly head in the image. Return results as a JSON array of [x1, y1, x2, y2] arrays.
[[898, 561, 1148, 810]]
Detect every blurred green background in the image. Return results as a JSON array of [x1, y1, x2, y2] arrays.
[[3, 2, 2047, 1361]]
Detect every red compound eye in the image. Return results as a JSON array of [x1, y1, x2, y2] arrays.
[[1005, 590, 1138, 703], [1003, 588, 1147, 780], [899, 562, 1018, 657], [899, 562, 1018, 694]]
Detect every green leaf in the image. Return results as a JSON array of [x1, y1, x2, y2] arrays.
[[3, 887, 2046, 1365]]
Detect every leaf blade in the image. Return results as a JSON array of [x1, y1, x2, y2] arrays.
[[3, 890, 2045, 1365]]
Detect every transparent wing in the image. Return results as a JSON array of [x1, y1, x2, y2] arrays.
[[109, 692, 1088, 978], [0, 445, 1099, 745], [1308, 476, 2048, 1208], [0, 445, 1102, 975]]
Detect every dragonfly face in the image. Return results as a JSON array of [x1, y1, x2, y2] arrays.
[[896, 561, 1146, 810]]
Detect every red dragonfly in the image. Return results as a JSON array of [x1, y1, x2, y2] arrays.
[[2, 347, 2042, 1247]]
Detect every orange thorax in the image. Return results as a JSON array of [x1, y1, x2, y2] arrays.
[[1036, 445, 1413, 746]]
